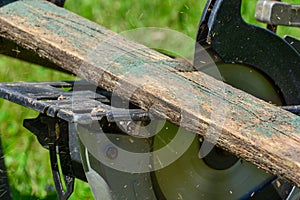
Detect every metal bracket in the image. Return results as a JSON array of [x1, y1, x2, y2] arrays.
[[256, 0, 300, 27], [24, 115, 74, 200]]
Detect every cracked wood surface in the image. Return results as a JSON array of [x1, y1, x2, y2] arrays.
[[0, 0, 299, 187]]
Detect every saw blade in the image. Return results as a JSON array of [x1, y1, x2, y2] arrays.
[[152, 122, 274, 199]]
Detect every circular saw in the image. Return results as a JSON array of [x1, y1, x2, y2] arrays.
[[153, 0, 300, 199], [78, 0, 300, 199]]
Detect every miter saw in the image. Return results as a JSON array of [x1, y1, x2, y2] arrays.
[[0, 0, 299, 199], [80, 0, 300, 199], [75, 0, 300, 199]]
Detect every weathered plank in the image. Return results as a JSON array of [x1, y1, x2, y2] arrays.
[[0, 0, 299, 187], [0, 37, 70, 73]]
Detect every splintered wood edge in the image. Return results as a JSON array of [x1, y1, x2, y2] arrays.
[[0, 0, 299, 187]]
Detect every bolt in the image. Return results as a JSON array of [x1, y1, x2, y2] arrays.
[[105, 145, 118, 160]]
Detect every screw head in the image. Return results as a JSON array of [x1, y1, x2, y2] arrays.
[[105, 145, 118, 160]]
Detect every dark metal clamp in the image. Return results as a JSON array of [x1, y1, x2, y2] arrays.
[[24, 115, 74, 200]]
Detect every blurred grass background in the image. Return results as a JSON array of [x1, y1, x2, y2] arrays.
[[0, 0, 299, 199]]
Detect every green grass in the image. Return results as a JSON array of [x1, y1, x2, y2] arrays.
[[0, 0, 299, 199]]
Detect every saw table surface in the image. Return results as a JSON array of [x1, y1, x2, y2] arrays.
[[0, 80, 149, 123]]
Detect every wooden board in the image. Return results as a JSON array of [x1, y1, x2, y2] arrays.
[[0, 0, 299, 187], [0, 37, 69, 72]]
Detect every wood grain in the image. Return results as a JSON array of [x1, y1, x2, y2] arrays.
[[0, 0, 299, 187], [0, 37, 70, 72]]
